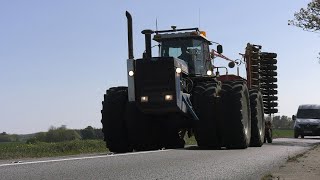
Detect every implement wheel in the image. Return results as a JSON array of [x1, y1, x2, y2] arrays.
[[249, 91, 265, 147]]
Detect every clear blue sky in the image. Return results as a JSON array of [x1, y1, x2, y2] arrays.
[[0, 0, 319, 134]]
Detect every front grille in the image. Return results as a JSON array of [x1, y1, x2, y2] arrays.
[[300, 124, 318, 130], [135, 57, 176, 102]]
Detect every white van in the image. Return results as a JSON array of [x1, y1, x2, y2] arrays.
[[292, 104, 320, 138]]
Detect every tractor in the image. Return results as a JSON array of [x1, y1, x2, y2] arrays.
[[101, 11, 278, 152]]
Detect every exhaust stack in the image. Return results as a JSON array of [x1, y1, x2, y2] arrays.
[[141, 29, 154, 59], [126, 11, 134, 59]]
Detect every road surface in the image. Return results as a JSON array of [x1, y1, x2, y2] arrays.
[[1, 138, 319, 180]]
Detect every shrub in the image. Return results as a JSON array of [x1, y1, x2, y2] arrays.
[[27, 126, 81, 143]]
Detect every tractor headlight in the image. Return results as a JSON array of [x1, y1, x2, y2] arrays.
[[164, 95, 173, 101], [128, 70, 134, 76], [176, 67, 182, 74], [140, 96, 148, 102], [206, 70, 213, 76]]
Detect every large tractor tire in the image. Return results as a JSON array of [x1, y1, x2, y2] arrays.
[[101, 87, 132, 153], [224, 83, 251, 149], [126, 105, 160, 151], [126, 106, 185, 151], [249, 90, 265, 147], [192, 81, 222, 148]]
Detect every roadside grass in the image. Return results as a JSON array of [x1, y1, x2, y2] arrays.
[[184, 135, 197, 145], [0, 129, 294, 160], [273, 129, 294, 138], [261, 173, 274, 180], [0, 140, 108, 160]]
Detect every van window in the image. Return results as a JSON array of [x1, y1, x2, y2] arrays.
[[297, 109, 320, 119]]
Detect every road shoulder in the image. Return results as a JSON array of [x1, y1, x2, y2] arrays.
[[262, 143, 320, 180]]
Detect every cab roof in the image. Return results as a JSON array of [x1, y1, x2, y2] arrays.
[[153, 28, 212, 45]]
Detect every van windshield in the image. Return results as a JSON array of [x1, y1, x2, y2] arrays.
[[297, 109, 320, 119]]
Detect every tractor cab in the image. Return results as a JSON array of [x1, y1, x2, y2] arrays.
[[153, 29, 213, 76]]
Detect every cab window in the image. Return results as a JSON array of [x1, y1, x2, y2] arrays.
[[161, 39, 205, 75]]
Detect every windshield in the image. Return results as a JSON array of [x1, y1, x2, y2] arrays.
[[297, 109, 320, 119], [160, 39, 204, 74]]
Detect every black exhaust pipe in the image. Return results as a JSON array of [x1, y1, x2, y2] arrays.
[[141, 29, 154, 59], [125, 11, 134, 59]]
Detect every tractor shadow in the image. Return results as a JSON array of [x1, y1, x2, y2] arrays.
[[181, 137, 320, 150], [183, 146, 223, 150]]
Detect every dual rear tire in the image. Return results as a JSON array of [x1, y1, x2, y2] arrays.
[[101, 87, 132, 153], [192, 81, 222, 148], [222, 82, 251, 149], [249, 91, 265, 147], [192, 81, 255, 149], [101, 87, 185, 153]]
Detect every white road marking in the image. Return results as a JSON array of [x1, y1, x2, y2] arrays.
[[0, 149, 171, 167]]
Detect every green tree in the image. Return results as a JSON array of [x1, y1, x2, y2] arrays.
[[0, 135, 12, 142], [289, 0, 320, 32], [45, 125, 81, 142], [270, 115, 293, 129], [94, 129, 104, 139], [80, 126, 95, 140], [0, 133, 19, 142], [289, 0, 320, 61], [26, 132, 47, 143], [26, 126, 81, 143]]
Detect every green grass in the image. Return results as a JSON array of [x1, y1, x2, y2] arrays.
[[0, 140, 108, 160], [273, 129, 294, 138], [184, 135, 197, 145], [0, 129, 294, 160]]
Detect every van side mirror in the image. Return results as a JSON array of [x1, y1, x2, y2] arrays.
[[292, 115, 296, 121], [217, 45, 223, 54]]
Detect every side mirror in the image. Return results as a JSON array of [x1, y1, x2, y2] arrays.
[[228, 61, 235, 68], [292, 115, 296, 121], [217, 45, 223, 54]]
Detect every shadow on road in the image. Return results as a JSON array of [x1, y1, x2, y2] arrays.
[[180, 138, 320, 151]]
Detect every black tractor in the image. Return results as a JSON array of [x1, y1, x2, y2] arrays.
[[101, 12, 278, 152]]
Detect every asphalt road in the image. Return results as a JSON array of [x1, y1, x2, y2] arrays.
[[1, 138, 319, 180]]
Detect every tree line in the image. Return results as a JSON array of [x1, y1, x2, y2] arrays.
[[0, 126, 103, 143], [266, 115, 294, 129]]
